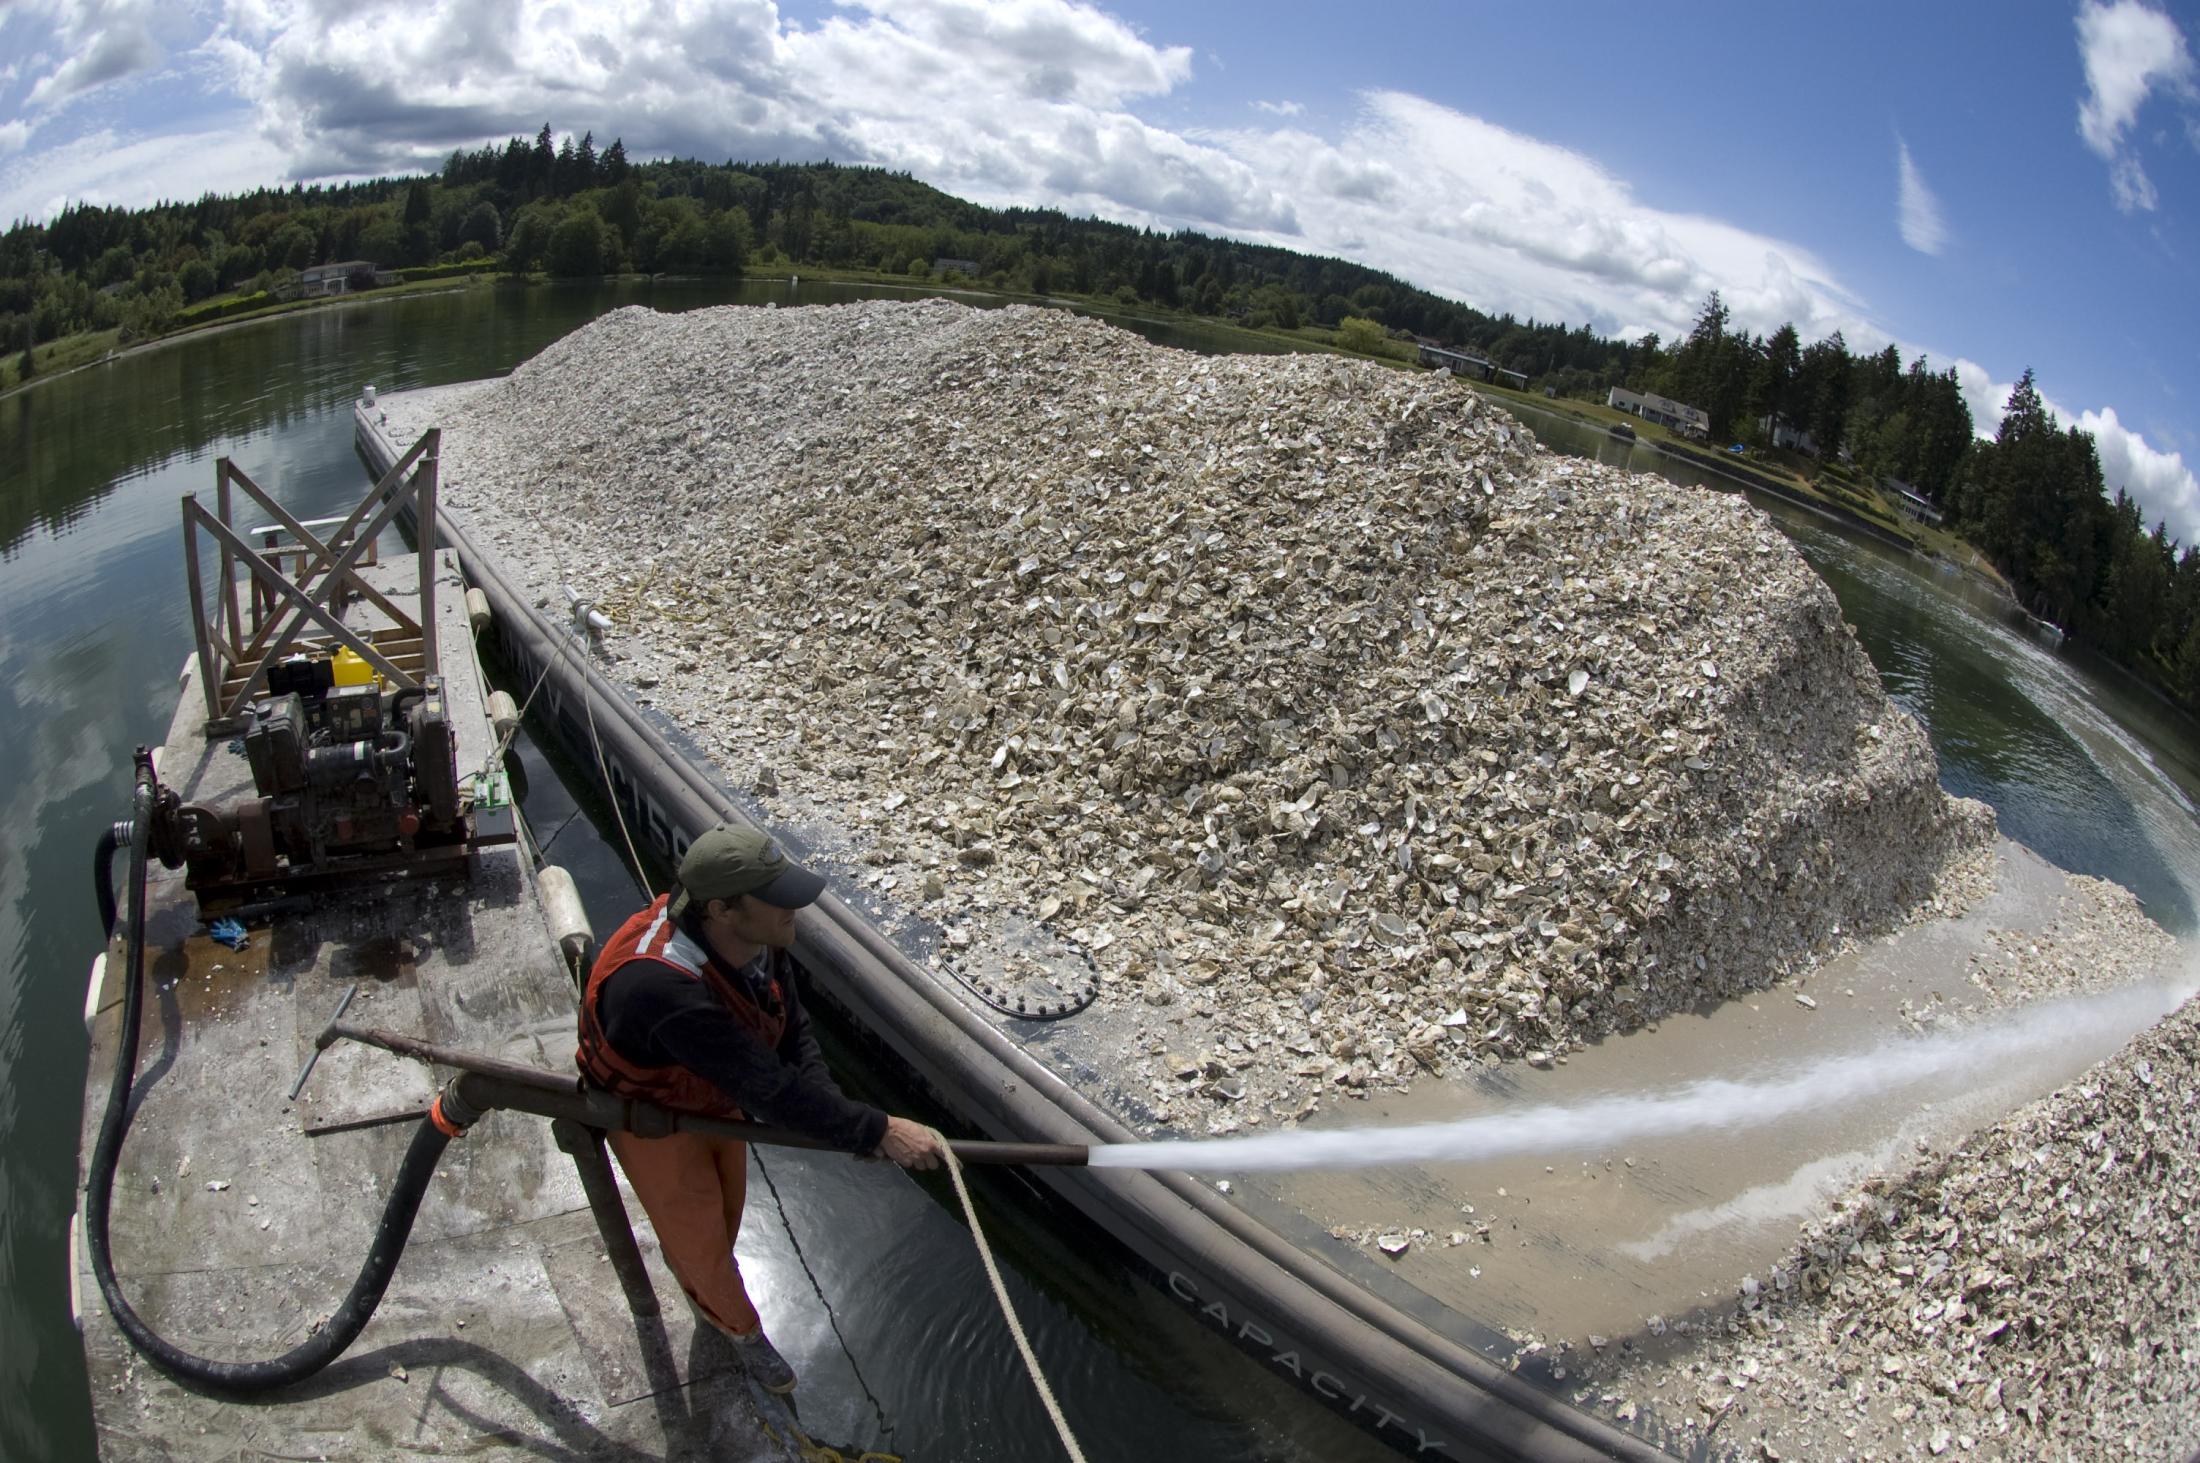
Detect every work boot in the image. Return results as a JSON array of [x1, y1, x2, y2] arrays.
[[731, 1327, 797, 1394]]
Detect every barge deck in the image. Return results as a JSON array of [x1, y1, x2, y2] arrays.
[[74, 465, 800, 1459]]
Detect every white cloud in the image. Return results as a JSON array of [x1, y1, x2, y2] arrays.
[[0, 121, 29, 157], [2109, 152, 2160, 211], [11, 2, 1841, 345], [21, 0, 166, 109], [2076, 0, 2193, 154], [2079, 405, 2200, 546], [1253, 99, 1302, 116], [2074, 0, 2196, 212], [0, 121, 290, 223], [779, 0, 1297, 229], [1951, 358, 2200, 548], [1896, 137, 1947, 256], [1192, 91, 1868, 352], [171, 0, 1254, 224]]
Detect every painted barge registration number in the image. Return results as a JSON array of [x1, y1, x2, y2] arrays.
[[1166, 1271, 1451, 1455]]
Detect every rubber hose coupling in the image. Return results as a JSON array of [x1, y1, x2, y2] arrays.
[[429, 1078, 486, 1139]]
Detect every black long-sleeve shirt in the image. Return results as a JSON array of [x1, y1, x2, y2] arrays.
[[597, 949, 888, 1155]]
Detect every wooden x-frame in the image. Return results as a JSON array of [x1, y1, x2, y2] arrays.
[[183, 429, 441, 728]]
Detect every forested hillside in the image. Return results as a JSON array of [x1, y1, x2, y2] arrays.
[[4, 128, 2194, 706]]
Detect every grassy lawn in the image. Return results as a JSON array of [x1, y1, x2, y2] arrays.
[[1, 269, 503, 396], [2, 327, 125, 392], [1461, 376, 1977, 555]]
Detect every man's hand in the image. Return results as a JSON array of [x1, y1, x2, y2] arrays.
[[873, 1115, 945, 1170]]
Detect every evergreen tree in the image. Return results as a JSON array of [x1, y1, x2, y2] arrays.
[[503, 203, 555, 273], [1753, 323, 1801, 436], [531, 124, 556, 195], [705, 209, 748, 273], [498, 136, 532, 191], [1910, 363, 1973, 501], [1983, 369, 2054, 568], [1667, 291, 1728, 408], [2177, 617, 2200, 705], [1997, 367, 2050, 441], [1799, 332, 1851, 457]]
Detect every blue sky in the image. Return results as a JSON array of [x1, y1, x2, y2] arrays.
[[3, 0, 2196, 542]]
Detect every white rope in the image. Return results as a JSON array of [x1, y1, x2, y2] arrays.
[[564, 625, 651, 894], [932, 1130, 1087, 1463], [541, 598, 1075, 1460], [474, 648, 555, 784]]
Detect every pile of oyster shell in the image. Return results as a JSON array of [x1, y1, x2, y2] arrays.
[[1582, 896, 2195, 1460], [419, 299, 1995, 1116]]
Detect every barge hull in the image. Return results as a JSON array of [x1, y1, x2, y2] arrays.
[[358, 398, 1669, 1462]]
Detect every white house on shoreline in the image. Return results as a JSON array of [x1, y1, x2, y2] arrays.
[[1608, 386, 1710, 440]]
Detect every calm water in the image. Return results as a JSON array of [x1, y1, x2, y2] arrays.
[[3, 283, 2195, 1461]]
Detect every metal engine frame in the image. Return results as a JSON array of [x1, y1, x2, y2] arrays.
[[159, 434, 510, 906]]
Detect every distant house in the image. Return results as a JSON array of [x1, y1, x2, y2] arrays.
[[933, 257, 982, 278], [1608, 386, 1711, 440], [1883, 477, 1944, 525], [1495, 366, 1531, 390], [294, 261, 394, 298], [1761, 414, 1818, 454], [1416, 342, 1493, 380]]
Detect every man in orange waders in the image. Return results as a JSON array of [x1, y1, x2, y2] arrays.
[[577, 824, 944, 1393]]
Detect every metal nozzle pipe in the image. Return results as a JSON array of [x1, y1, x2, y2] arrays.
[[942, 1140, 1089, 1167], [318, 1019, 1092, 1167]]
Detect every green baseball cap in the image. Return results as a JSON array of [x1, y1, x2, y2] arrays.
[[669, 824, 826, 915]]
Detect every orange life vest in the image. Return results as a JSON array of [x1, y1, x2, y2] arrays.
[[576, 894, 789, 1119]]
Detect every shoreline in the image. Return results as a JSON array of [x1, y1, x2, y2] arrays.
[[1478, 389, 1952, 561], [0, 273, 491, 402], [16, 265, 2173, 720]]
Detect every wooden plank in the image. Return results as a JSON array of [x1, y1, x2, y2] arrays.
[[189, 494, 424, 716], [222, 460, 421, 641]]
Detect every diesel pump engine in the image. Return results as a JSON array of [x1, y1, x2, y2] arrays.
[[146, 649, 467, 899]]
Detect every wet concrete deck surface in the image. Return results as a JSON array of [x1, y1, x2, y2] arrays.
[[77, 552, 802, 1460]]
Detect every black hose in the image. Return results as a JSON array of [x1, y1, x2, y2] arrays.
[[83, 773, 456, 1393], [93, 822, 124, 938]]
